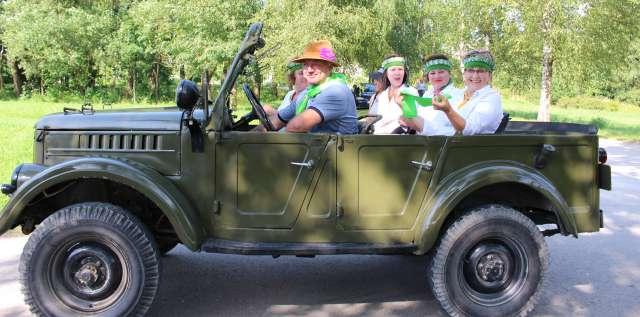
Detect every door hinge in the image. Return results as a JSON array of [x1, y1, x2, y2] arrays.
[[212, 200, 221, 215]]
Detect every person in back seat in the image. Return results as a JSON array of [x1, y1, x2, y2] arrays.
[[401, 49, 503, 136], [368, 54, 419, 134]]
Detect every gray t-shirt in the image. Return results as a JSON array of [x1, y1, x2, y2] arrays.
[[278, 81, 358, 134]]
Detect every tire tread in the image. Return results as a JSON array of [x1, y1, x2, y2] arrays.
[[429, 205, 549, 317], [19, 202, 160, 317]]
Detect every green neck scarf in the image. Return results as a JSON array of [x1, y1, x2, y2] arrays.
[[296, 72, 347, 114]]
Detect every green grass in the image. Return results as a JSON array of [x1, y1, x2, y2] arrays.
[[0, 100, 169, 209], [502, 95, 640, 141]]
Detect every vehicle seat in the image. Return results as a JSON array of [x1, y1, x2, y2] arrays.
[[357, 114, 382, 134], [495, 112, 510, 133]]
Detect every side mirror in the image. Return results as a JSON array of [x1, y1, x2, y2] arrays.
[[176, 80, 200, 110]]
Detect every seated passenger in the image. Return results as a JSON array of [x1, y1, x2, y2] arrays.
[[266, 40, 358, 134], [368, 54, 418, 134], [401, 49, 503, 136], [367, 68, 384, 106], [423, 53, 464, 106], [417, 54, 465, 133], [278, 61, 308, 110]]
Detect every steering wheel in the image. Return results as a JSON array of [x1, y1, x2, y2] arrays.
[[242, 83, 275, 131]]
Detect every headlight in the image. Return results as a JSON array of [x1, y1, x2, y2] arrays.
[[1, 164, 22, 195], [598, 148, 607, 164], [1, 164, 47, 195]]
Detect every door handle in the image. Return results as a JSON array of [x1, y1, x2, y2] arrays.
[[410, 160, 433, 171], [291, 159, 314, 169]]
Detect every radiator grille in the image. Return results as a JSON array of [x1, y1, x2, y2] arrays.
[[81, 134, 162, 150]]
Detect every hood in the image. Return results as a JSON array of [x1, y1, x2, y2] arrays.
[[35, 107, 186, 131]]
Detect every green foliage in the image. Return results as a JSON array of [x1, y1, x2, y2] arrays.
[[2, 1, 112, 93], [616, 88, 640, 106], [0, 0, 639, 113]]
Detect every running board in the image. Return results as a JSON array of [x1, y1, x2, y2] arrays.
[[201, 239, 417, 256]]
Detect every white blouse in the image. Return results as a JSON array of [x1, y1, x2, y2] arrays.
[[369, 85, 418, 134], [420, 85, 503, 136]]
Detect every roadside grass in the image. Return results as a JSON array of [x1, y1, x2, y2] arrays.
[[502, 95, 640, 141], [0, 100, 169, 210]]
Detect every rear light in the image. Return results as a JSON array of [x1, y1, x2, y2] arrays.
[[598, 147, 607, 164]]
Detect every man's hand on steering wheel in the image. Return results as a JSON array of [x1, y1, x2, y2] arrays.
[[242, 83, 276, 131]]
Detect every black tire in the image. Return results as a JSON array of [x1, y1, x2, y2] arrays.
[[429, 205, 549, 317], [19, 202, 160, 317]]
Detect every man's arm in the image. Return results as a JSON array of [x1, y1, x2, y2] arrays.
[[285, 108, 322, 132]]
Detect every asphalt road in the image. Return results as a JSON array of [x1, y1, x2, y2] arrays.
[[1, 139, 638, 317]]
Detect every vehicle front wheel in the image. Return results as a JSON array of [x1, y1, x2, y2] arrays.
[[20, 202, 160, 317], [429, 205, 549, 317]]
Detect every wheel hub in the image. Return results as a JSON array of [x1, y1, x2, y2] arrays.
[[74, 260, 101, 287], [464, 243, 513, 293], [477, 253, 505, 282], [62, 243, 122, 301]]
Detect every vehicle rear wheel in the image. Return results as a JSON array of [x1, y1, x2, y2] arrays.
[[429, 205, 548, 317], [20, 202, 160, 317]]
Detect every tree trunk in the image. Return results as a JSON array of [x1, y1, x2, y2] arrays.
[[155, 62, 160, 104], [11, 59, 24, 97], [272, 82, 278, 99], [133, 71, 137, 103], [127, 69, 137, 102], [538, 41, 553, 122], [0, 46, 4, 91], [179, 65, 185, 80], [537, 2, 554, 122]]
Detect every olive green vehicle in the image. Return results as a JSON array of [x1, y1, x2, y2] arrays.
[[0, 23, 611, 317]]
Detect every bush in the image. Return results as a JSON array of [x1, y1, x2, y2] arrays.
[[616, 88, 640, 106], [0, 88, 17, 99], [555, 96, 621, 111]]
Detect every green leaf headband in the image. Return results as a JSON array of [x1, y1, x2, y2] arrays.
[[287, 62, 302, 72], [423, 58, 452, 73], [463, 55, 494, 71], [382, 56, 405, 70]]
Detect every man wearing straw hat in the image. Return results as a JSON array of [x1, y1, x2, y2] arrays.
[[266, 40, 358, 134]]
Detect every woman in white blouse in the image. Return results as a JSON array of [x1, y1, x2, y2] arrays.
[[402, 50, 503, 136], [368, 54, 418, 134]]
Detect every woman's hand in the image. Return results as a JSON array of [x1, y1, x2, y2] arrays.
[[432, 94, 452, 113], [398, 116, 424, 133]]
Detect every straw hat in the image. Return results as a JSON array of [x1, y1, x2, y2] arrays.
[[292, 40, 340, 67]]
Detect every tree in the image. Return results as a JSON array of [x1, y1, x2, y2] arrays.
[[1, 0, 113, 96]]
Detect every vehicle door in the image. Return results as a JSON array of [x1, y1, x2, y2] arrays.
[[214, 132, 332, 229], [337, 134, 443, 230]]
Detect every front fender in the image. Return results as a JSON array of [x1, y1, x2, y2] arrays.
[[414, 160, 575, 253], [0, 157, 204, 250]]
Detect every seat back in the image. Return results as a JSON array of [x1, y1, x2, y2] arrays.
[[495, 112, 510, 133]]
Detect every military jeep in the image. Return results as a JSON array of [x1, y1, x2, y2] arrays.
[[0, 23, 611, 317]]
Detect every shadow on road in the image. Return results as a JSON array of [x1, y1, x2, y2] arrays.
[[148, 252, 447, 317]]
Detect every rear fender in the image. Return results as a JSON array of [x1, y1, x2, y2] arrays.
[[0, 157, 204, 250], [414, 161, 575, 253]]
